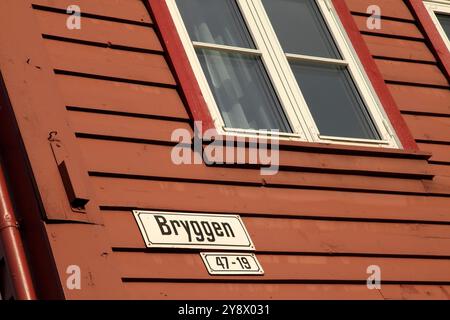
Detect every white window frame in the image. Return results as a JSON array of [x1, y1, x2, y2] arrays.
[[166, 0, 400, 148], [424, 0, 450, 52]]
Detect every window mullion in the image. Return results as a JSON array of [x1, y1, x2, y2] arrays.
[[285, 53, 349, 66], [248, 0, 324, 141], [238, 0, 311, 140], [192, 41, 262, 56]]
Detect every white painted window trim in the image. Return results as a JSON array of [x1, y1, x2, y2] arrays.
[[166, 0, 400, 148], [424, 0, 450, 52]]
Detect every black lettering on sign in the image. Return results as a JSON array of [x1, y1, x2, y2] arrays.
[[191, 221, 204, 242], [212, 222, 224, 237], [155, 215, 171, 235], [180, 220, 191, 242], [170, 220, 181, 235], [222, 222, 235, 238], [201, 221, 215, 242], [153, 216, 237, 243]]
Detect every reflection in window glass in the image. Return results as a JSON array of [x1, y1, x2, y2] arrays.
[[290, 62, 380, 139], [262, 0, 341, 58], [437, 13, 450, 40]]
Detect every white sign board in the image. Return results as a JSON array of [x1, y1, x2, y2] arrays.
[[133, 210, 255, 250], [200, 252, 264, 275]]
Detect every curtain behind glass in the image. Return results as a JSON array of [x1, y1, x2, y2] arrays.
[[177, 0, 292, 132], [176, 0, 255, 48], [197, 49, 291, 131]]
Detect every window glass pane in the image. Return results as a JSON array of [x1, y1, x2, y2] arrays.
[[262, 0, 340, 58], [176, 0, 255, 48], [437, 13, 450, 40], [290, 62, 380, 139], [196, 48, 292, 132]]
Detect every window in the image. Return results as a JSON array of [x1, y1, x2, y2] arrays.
[[167, 0, 399, 147], [424, 0, 450, 51]]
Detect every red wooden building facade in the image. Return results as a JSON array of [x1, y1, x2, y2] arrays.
[[0, 0, 449, 299]]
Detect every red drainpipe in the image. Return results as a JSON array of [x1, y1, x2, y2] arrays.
[[0, 158, 36, 300]]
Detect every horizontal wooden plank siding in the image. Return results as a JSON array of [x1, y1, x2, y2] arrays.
[[418, 143, 450, 164], [92, 176, 450, 222], [32, 0, 152, 23], [345, 0, 415, 20], [70, 132, 431, 179], [405, 115, 450, 143], [362, 35, 435, 62], [44, 39, 175, 85], [124, 283, 450, 300], [75, 137, 431, 194], [115, 251, 450, 283], [388, 84, 450, 116], [34, 8, 161, 50], [375, 59, 449, 87], [0, 0, 444, 299], [103, 211, 450, 257], [353, 16, 423, 38], [55, 75, 189, 119]]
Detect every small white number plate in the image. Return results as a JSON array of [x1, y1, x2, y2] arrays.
[[200, 252, 264, 275]]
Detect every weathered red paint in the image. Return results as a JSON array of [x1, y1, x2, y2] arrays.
[[0, 0, 449, 300]]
